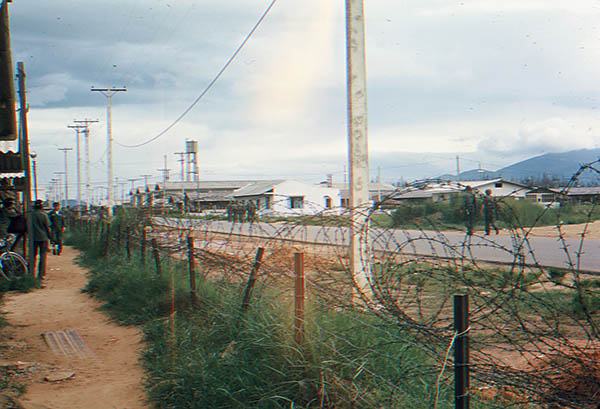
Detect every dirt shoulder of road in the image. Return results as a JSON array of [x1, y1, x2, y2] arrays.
[[0, 246, 149, 409]]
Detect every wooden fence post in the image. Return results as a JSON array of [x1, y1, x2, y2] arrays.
[[240, 247, 265, 312], [454, 294, 470, 409], [294, 253, 305, 345], [116, 225, 122, 251], [151, 238, 161, 275], [125, 228, 131, 260], [187, 236, 196, 303], [103, 222, 110, 257], [140, 229, 146, 265]]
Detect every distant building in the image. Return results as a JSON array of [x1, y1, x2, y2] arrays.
[[333, 182, 397, 208], [561, 186, 600, 204], [233, 180, 341, 216], [390, 178, 532, 207], [457, 179, 530, 198]]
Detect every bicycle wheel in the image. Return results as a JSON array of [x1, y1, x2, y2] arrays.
[[0, 251, 27, 280]]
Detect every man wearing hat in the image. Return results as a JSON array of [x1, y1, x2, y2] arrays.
[[32, 200, 51, 278], [48, 202, 65, 255]]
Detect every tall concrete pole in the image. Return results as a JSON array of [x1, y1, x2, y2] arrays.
[[346, 0, 372, 301], [91, 87, 126, 215], [58, 148, 72, 205], [30, 153, 37, 200], [158, 154, 170, 184], [74, 119, 98, 209], [67, 124, 85, 209]]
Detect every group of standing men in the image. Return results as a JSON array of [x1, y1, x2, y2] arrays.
[[227, 201, 257, 223], [31, 201, 65, 278], [463, 187, 499, 236]]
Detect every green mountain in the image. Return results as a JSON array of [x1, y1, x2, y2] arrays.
[[442, 149, 600, 185]]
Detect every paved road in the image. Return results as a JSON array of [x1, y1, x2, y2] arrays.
[[160, 218, 600, 272]]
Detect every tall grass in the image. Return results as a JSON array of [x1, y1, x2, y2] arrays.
[[67, 221, 503, 409]]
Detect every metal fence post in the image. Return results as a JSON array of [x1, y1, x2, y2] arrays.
[[240, 247, 265, 313], [140, 229, 146, 265], [103, 222, 110, 257], [187, 236, 196, 303], [294, 252, 305, 345], [151, 238, 161, 275], [125, 227, 131, 260], [454, 294, 470, 409]]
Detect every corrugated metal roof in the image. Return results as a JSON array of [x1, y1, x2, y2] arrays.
[[233, 180, 285, 197], [564, 187, 600, 196], [159, 180, 266, 191]]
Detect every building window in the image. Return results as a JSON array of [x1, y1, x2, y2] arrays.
[[264, 196, 271, 209], [541, 194, 554, 202], [494, 182, 503, 188], [290, 196, 304, 209], [324, 196, 332, 209]]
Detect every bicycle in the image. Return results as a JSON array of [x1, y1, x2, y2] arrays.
[[0, 235, 28, 281]]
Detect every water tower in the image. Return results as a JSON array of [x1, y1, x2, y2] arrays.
[[185, 140, 199, 182]]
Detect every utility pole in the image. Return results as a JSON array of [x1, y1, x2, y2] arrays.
[[157, 154, 170, 184], [175, 152, 185, 181], [175, 152, 186, 211], [73, 119, 98, 209], [346, 0, 372, 302], [30, 153, 37, 200], [67, 123, 86, 210], [119, 181, 127, 203], [128, 178, 139, 206], [140, 174, 152, 189], [91, 86, 126, 215], [128, 178, 139, 191], [16, 61, 34, 275], [456, 155, 461, 183], [58, 148, 72, 205], [54, 171, 65, 205]]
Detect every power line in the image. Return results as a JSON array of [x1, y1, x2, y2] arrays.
[[116, 0, 279, 149]]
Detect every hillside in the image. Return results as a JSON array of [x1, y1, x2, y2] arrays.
[[442, 148, 600, 184]]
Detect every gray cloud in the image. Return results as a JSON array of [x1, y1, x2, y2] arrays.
[[7, 0, 600, 194]]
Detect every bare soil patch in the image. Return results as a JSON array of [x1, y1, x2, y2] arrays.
[[0, 246, 149, 409]]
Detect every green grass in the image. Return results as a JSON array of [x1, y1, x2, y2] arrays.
[[67, 225, 493, 409], [389, 196, 600, 230]]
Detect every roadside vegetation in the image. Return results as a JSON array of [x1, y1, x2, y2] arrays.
[[384, 197, 600, 231], [66, 218, 506, 409], [64, 209, 600, 408]]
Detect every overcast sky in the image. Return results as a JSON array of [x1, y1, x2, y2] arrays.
[[6, 0, 600, 199]]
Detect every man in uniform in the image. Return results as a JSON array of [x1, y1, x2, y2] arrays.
[[32, 200, 51, 278], [246, 201, 256, 222], [482, 189, 499, 235], [462, 186, 477, 236], [49, 201, 65, 255]]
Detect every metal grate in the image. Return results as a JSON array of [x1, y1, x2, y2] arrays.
[[42, 330, 95, 359]]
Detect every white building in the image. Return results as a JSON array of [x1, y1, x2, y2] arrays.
[[458, 179, 530, 198], [232, 180, 342, 216]]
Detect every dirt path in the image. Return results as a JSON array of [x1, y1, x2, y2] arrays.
[[0, 246, 149, 409]]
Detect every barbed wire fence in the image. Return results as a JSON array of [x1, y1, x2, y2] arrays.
[[68, 164, 600, 409]]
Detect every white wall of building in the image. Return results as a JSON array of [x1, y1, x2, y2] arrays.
[[272, 180, 341, 215], [238, 180, 342, 216], [466, 180, 529, 198]]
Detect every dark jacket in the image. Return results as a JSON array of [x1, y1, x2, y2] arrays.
[[49, 209, 65, 231], [32, 209, 51, 241]]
